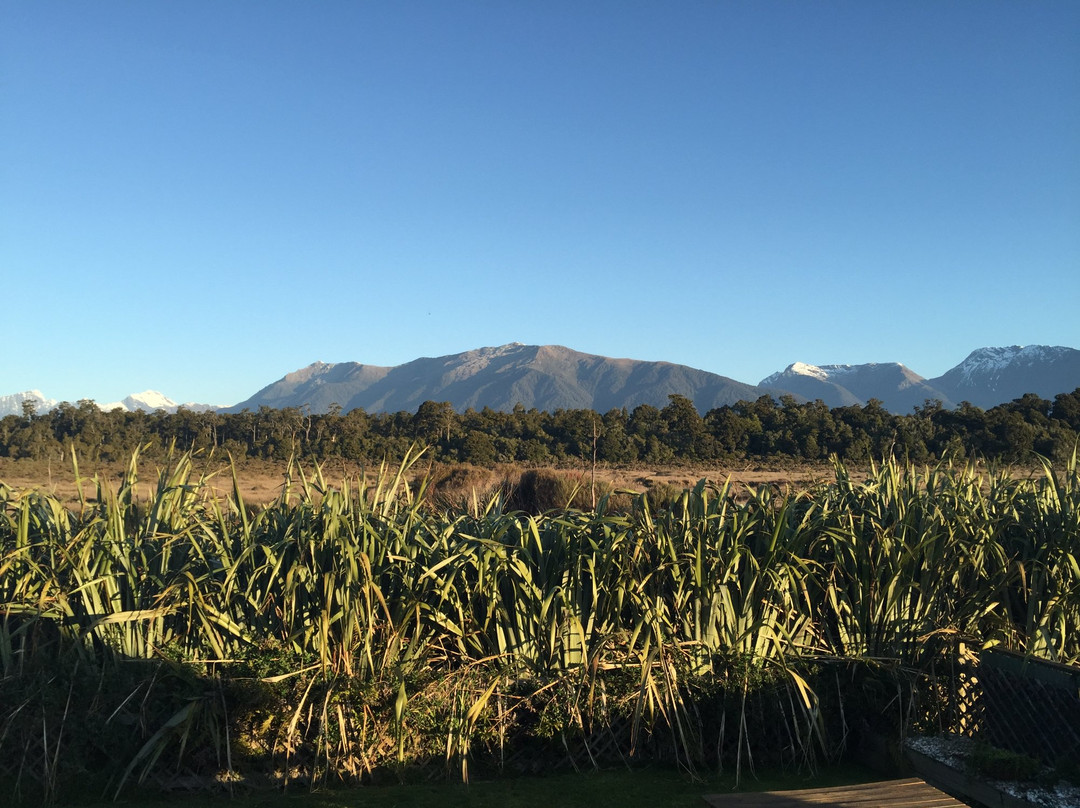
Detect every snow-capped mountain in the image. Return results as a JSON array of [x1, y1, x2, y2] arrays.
[[0, 390, 219, 417], [759, 362, 954, 411], [758, 345, 1080, 412], [0, 390, 59, 418], [927, 346, 1080, 409], [98, 390, 181, 413], [96, 391, 219, 413]]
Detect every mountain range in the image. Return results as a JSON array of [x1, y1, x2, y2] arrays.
[[761, 345, 1080, 411], [4, 344, 1079, 419], [226, 343, 1080, 415], [0, 390, 217, 418]]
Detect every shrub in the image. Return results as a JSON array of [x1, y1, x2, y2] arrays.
[[967, 743, 1042, 781]]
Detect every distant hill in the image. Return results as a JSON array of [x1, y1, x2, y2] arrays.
[[227, 343, 775, 415]]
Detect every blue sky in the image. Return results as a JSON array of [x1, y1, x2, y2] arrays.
[[3, 1, 1078, 407]]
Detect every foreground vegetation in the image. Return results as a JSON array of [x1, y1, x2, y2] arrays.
[[1, 449, 1078, 803]]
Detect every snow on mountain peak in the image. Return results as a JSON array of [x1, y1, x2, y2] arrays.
[[99, 391, 180, 413], [761, 361, 858, 386], [0, 390, 59, 417], [788, 362, 830, 381], [760, 363, 811, 386], [126, 390, 179, 411], [1, 387, 219, 416], [954, 345, 1066, 383]]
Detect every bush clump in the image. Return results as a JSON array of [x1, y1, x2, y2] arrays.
[[967, 743, 1042, 781]]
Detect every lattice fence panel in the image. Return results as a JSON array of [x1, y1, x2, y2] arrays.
[[918, 652, 984, 738], [977, 649, 1080, 766]]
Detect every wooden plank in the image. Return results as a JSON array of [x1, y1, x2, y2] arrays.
[[702, 777, 967, 808]]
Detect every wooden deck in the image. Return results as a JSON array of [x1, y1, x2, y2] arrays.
[[702, 777, 966, 807]]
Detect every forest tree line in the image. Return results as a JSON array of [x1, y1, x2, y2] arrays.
[[2, 389, 1080, 467]]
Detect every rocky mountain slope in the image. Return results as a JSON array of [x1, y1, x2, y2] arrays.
[[232, 343, 1079, 416], [227, 344, 774, 416]]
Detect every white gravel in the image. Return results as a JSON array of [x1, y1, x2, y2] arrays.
[[905, 734, 1080, 808]]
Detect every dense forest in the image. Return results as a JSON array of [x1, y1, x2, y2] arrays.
[[2, 389, 1079, 467]]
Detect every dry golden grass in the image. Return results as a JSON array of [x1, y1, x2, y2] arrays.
[[0, 454, 840, 511]]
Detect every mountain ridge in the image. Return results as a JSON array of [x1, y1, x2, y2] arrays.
[[4, 344, 1079, 418], [760, 361, 959, 411], [228, 343, 769, 416], [227, 343, 1080, 416]]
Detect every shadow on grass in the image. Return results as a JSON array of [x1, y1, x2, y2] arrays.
[[52, 763, 881, 808]]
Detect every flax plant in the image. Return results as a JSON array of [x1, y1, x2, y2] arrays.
[[3, 448, 1080, 800], [1004, 453, 1080, 662]]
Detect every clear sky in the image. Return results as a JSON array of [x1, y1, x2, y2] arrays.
[[3, 1, 1078, 407]]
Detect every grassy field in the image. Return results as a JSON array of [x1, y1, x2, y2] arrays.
[[0, 454, 842, 511]]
